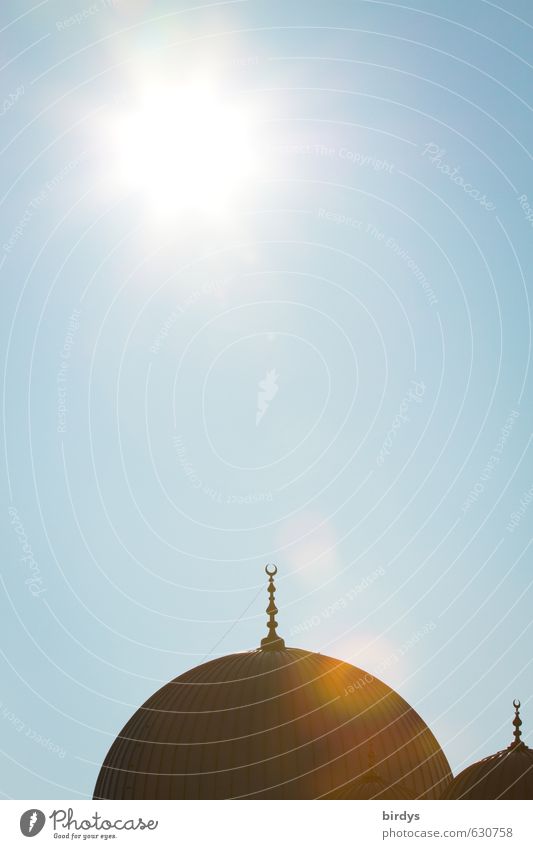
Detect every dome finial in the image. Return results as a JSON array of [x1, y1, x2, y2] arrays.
[[260, 564, 285, 651], [511, 699, 523, 748]]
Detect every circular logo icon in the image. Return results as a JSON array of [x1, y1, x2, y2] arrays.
[[20, 810, 46, 837]]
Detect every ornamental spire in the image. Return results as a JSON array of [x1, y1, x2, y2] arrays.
[[511, 699, 523, 748], [260, 564, 285, 651]]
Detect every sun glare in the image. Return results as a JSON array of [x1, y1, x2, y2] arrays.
[[110, 81, 258, 218]]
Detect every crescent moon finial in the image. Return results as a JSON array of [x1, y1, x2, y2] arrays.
[[511, 699, 523, 748], [260, 564, 285, 651]]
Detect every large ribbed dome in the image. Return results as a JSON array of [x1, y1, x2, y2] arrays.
[[94, 647, 451, 799], [442, 701, 533, 800], [94, 567, 452, 800]]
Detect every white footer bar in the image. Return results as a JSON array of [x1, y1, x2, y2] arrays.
[[1, 800, 530, 848]]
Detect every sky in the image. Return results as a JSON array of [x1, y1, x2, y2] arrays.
[[1, 0, 533, 799]]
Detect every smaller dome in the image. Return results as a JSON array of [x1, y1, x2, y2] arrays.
[[442, 701, 533, 800]]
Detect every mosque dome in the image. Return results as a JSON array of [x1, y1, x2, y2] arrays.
[[442, 701, 533, 800], [94, 566, 452, 800]]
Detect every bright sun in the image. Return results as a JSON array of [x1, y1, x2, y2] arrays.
[[110, 82, 258, 218]]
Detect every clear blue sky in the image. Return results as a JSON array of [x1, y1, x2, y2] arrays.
[[1, 0, 533, 798]]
